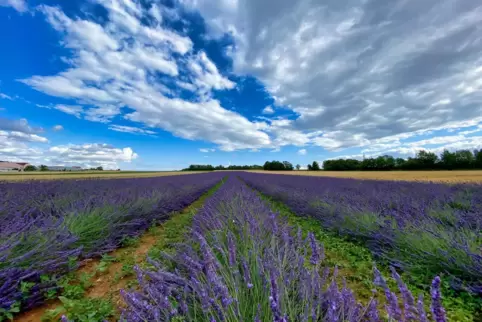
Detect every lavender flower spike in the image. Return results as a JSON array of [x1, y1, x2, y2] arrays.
[[430, 276, 447, 322]]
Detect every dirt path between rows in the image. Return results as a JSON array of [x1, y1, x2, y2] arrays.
[[15, 179, 224, 322], [15, 231, 159, 322]]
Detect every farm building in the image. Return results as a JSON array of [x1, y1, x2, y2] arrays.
[[47, 165, 83, 171], [0, 161, 30, 172]]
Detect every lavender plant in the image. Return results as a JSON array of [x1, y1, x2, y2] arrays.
[[239, 172, 482, 294], [0, 173, 224, 315], [121, 176, 446, 321]]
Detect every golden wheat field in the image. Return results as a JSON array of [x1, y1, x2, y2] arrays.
[[0, 171, 204, 181], [248, 170, 482, 183]]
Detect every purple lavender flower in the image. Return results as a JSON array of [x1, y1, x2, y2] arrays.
[[418, 294, 428, 322], [431, 276, 447, 322], [308, 232, 320, 265], [227, 232, 236, 267]]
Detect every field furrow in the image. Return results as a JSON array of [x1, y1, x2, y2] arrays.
[[120, 175, 447, 321], [0, 173, 224, 320], [239, 172, 482, 320]]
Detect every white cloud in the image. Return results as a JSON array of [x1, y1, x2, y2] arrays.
[[0, 0, 27, 12], [54, 104, 84, 118], [298, 148, 307, 155], [262, 105, 274, 114], [199, 148, 215, 152], [53, 125, 64, 131], [85, 105, 120, 123], [108, 124, 156, 135], [48, 143, 138, 169], [0, 117, 43, 134], [186, 0, 482, 151], [0, 118, 48, 162], [0, 93, 13, 100], [0, 117, 138, 169], [7, 131, 48, 143], [19, 1, 271, 152]]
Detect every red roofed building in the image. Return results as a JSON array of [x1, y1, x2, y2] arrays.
[[0, 161, 31, 172]]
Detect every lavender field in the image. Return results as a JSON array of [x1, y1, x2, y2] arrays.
[[0, 173, 224, 319], [240, 173, 482, 294], [1, 172, 481, 321]]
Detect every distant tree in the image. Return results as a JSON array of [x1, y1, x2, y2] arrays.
[[296, 164, 301, 170], [317, 148, 482, 171], [263, 161, 272, 171], [440, 150, 457, 170], [416, 150, 438, 169], [96, 166, 104, 171], [475, 149, 482, 168], [39, 165, 48, 171], [395, 158, 406, 169], [311, 161, 320, 171], [282, 161, 294, 171], [454, 150, 474, 169], [307, 164, 313, 171], [24, 165, 37, 171]]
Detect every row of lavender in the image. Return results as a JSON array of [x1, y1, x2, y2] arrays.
[[0, 173, 224, 315], [239, 172, 482, 294], [122, 175, 446, 321]]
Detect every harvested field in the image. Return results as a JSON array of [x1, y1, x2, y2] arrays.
[[0, 171, 204, 181], [247, 169, 482, 183]]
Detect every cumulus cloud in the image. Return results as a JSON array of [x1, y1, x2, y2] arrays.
[[298, 149, 307, 155], [185, 0, 482, 151], [108, 124, 156, 135], [0, 117, 136, 169], [0, 0, 27, 12], [0, 118, 48, 162], [329, 131, 482, 162], [262, 105, 274, 114], [200, 148, 215, 152], [48, 143, 138, 169], [0, 117, 43, 134], [19, 1, 270, 151]]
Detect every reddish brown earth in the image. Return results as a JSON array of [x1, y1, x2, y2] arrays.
[[15, 232, 160, 322]]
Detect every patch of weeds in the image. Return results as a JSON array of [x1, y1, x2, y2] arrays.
[[125, 278, 139, 290], [95, 261, 110, 274], [60, 283, 85, 300], [0, 302, 20, 321], [78, 272, 95, 290], [121, 236, 140, 247], [113, 258, 135, 284], [20, 281, 36, 297], [95, 254, 118, 274], [42, 297, 114, 322]]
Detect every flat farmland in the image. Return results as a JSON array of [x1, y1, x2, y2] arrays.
[[0, 171, 205, 181], [247, 169, 482, 183], [3, 172, 481, 321]]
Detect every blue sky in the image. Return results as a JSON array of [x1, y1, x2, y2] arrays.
[[1, 0, 482, 170]]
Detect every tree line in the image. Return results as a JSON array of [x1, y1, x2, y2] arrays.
[[323, 149, 482, 171], [183, 161, 323, 171], [182, 164, 264, 171]]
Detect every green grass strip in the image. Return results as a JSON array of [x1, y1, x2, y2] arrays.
[[40, 178, 227, 322], [257, 192, 480, 322]]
